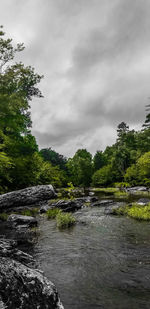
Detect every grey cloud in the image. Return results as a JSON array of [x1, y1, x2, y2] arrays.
[[69, 0, 150, 79], [0, 0, 150, 157]]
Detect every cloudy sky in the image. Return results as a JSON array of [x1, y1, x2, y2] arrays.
[[0, 0, 150, 157]]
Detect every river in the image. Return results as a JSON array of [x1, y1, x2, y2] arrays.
[[1, 193, 150, 308]]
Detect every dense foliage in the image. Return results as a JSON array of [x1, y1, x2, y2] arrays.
[[0, 28, 150, 193]]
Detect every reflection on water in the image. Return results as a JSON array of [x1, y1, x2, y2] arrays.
[[33, 205, 150, 309]]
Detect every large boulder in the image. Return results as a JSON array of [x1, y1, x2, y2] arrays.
[[0, 185, 56, 211], [0, 239, 64, 309]]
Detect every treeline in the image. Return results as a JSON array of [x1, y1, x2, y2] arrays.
[[0, 28, 150, 193]]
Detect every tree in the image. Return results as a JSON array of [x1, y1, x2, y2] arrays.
[[117, 122, 129, 143], [93, 150, 106, 172], [111, 146, 131, 181], [67, 149, 93, 187], [40, 148, 67, 171], [124, 151, 150, 186], [0, 27, 43, 191], [143, 104, 150, 129], [92, 165, 112, 187]]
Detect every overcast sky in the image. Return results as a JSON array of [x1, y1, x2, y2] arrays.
[[0, 0, 150, 157]]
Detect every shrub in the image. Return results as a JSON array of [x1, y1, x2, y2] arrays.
[[114, 182, 130, 188], [56, 212, 76, 228]]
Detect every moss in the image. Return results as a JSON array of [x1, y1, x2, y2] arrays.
[[92, 187, 118, 193], [21, 208, 39, 217], [46, 208, 61, 219], [0, 213, 8, 221], [114, 191, 129, 198], [56, 212, 76, 229]]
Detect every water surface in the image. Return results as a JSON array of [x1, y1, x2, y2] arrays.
[[33, 204, 150, 309]]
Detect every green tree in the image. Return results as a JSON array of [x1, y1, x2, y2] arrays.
[[93, 150, 106, 172], [0, 27, 43, 191], [92, 165, 112, 187], [67, 149, 92, 187], [40, 147, 67, 171], [117, 122, 129, 143], [124, 151, 150, 186], [143, 104, 150, 129]]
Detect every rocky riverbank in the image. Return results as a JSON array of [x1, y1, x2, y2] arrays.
[[0, 239, 64, 309]]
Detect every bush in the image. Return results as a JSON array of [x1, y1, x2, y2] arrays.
[[56, 212, 76, 228], [114, 182, 130, 188]]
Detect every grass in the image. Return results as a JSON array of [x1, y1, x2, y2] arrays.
[[92, 187, 119, 193], [112, 205, 130, 216], [132, 191, 150, 197], [127, 203, 150, 220], [21, 208, 39, 217], [46, 208, 61, 219], [56, 212, 76, 229], [84, 202, 91, 207], [113, 203, 150, 221], [0, 213, 8, 221], [114, 191, 129, 198]]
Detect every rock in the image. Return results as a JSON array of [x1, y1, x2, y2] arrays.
[[40, 205, 51, 213], [89, 191, 95, 196], [0, 239, 64, 309], [126, 186, 148, 193], [91, 200, 114, 207], [0, 185, 56, 211], [104, 202, 127, 215], [40, 199, 83, 213], [75, 196, 98, 203], [137, 198, 150, 206], [7, 214, 37, 228]]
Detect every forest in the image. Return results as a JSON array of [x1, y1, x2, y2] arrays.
[[0, 27, 150, 194]]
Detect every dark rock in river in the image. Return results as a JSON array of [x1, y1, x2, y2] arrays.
[[7, 214, 37, 228], [0, 185, 56, 212], [126, 186, 148, 193], [104, 202, 126, 215], [91, 199, 114, 207], [40, 199, 83, 213], [0, 239, 64, 309], [137, 198, 150, 206]]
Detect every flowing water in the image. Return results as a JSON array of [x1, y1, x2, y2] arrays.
[[33, 201, 150, 309], [1, 193, 150, 308]]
